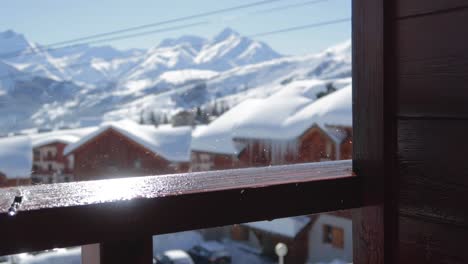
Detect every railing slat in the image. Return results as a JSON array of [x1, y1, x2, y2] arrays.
[[100, 237, 153, 264], [0, 160, 359, 256]]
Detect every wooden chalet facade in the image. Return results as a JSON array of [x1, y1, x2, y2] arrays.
[[64, 121, 191, 181], [237, 125, 352, 168], [190, 150, 237, 172], [67, 129, 174, 181]]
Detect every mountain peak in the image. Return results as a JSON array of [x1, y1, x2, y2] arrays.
[[212, 27, 240, 43], [0, 29, 34, 58]]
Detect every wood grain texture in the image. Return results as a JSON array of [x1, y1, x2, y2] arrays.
[[0, 161, 359, 255], [398, 216, 468, 264], [352, 0, 391, 262], [397, 9, 468, 117], [398, 120, 468, 227], [397, 0, 468, 18]]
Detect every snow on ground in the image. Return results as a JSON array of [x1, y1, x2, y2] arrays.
[[11, 248, 81, 264], [0, 136, 32, 179], [160, 69, 219, 85], [153, 231, 203, 255], [153, 231, 273, 264]]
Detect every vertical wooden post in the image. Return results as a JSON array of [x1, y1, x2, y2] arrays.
[[352, 0, 396, 263], [100, 236, 153, 264]]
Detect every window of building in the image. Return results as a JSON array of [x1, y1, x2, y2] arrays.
[[323, 224, 344, 249]]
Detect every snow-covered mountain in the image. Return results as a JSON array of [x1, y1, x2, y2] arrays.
[[0, 28, 281, 87], [0, 28, 350, 134]]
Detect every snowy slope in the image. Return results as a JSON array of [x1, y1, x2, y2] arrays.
[[0, 28, 281, 87], [103, 41, 351, 123], [0, 27, 351, 133]]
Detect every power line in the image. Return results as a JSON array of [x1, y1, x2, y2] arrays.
[[6, 21, 209, 61], [253, 0, 330, 14], [0, 0, 285, 59], [0, 0, 333, 61], [0, 17, 351, 82], [248, 17, 350, 38]]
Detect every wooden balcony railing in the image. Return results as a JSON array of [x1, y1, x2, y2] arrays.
[[0, 160, 359, 262]]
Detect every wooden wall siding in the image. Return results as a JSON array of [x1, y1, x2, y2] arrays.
[[398, 120, 468, 226], [394, 1, 468, 263], [191, 151, 236, 171], [397, 0, 468, 18], [72, 129, 173, 181], [299, 128, 336, 162], [397, 8, 468, 117], [236, 127, 351, 168], [398, 216, 468, 264]]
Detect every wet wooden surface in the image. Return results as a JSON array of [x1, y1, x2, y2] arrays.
[[0, 160, 359, 255]]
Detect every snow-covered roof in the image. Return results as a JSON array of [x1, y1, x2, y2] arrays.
[[64, 120, 192, 162], [0, 136, 32, 179], [163, 250, 193, 261], [243, 216, 312, 238], [283, 84, 352, 138], [191, 79, 352, 155], [191, 99, 263, 155], [30, 127, 97, 148]]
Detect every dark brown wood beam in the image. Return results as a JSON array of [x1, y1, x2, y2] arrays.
[[0, 160, 359, 256]]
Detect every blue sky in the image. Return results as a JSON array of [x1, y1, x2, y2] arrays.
[[0, 0, 350, 55]]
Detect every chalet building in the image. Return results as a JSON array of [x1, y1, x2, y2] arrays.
[[236, 124, 352, 167], [190, 100, 263, 172], [230, 211, 352, 264], [0, 136, 32, 187], [30, 127, 98, 184], [306, 211, 352, 264], [191, 82, 352, 171], [232, 216, 313, 264], [64, 120, 192, 181], [32, 139, 76, 184]]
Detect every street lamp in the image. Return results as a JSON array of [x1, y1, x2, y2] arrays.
[[275, 242, 288, 264]]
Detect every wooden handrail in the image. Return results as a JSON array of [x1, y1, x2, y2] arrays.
[[0, 160, 359, 256]]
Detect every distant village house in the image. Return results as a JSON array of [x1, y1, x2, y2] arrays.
[[64, 120, 192, 181]]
